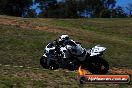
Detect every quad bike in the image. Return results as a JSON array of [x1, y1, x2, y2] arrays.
[[40, 41, 109, 74]]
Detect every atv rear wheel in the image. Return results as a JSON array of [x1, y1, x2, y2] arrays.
[[87, 57, 109, 74]]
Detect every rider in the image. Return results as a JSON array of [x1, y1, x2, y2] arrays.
[[51, 35, 77, 56], [54, 35, 77, 69], [55, 35, 76, 47]]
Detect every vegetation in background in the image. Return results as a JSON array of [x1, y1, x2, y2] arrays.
[[0, 0, 33, 16], [0, 0, 131, 18], [126, 3, 132, 17], [35, 0, 117, 18]]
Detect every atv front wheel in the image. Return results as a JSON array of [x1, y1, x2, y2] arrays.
[[87, 57, 109, 74], [48, 60, 59, 70], [40, 56, 49, 69]]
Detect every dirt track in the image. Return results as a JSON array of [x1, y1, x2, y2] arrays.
[[9, 67, 132, 81], [0, 16, 70, 34], [1, 66, 132, 81], [109, 67, 132, 75]]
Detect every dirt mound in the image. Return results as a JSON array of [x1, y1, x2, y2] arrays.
[[0, 16, 69, 34]]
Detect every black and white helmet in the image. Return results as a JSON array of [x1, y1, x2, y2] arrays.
[[58, 35, 70, 44]]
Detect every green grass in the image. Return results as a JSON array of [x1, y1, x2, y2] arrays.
[[0, 66, 131, 88], [0, 24, 59, 67], [0, 15, 132, 87]]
